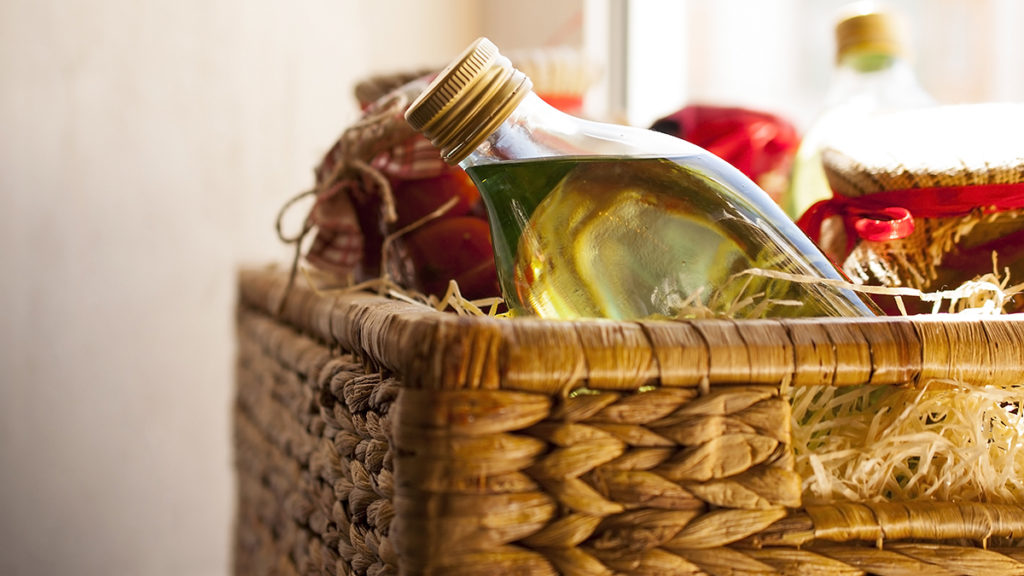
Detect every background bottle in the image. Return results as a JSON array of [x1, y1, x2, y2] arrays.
[[785, 2, 935, 221], [406, 38, 877, 320]]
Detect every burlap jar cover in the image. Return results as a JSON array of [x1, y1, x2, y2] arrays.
[[797, 103, 1024, 314]]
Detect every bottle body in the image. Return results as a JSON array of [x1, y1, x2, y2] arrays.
[[406, 37, 877, 320], [461, 94, 876, 319], [785, 10, 935, 220]]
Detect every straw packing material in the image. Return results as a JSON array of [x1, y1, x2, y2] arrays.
[[790, 378, 1024, 505]]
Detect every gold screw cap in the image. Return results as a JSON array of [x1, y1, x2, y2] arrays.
[[405, 38, 532, 165], [835, 3, 905, 61]]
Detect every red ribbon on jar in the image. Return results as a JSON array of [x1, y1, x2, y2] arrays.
[[796, 183, 1024, 252]]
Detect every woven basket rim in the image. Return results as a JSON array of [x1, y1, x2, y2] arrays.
[[243, 267, 1024, 394]]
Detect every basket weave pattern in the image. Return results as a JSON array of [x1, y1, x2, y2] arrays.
[[235, 268, 1024, 575]]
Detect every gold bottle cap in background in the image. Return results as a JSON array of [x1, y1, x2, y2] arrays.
[[405, 37, 532, 165], [835, 3, 905, 61]]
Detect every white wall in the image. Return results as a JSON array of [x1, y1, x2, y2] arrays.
[[480, 0, 583, 49], [0, 1, 478, 574]]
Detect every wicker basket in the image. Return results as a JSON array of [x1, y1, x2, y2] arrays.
[[234, 267, 1024, 576]]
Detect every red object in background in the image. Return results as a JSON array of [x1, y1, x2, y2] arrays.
[[388, 165, 500, 300], [651, 105, 800, 202], [402, 216, 499, 298], [390, 167, 480, 229], [308, 158, 500, 300], [537, 93, 585, 117]]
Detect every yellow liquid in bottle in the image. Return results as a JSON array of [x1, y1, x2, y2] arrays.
[[468, 156, 873, 319]]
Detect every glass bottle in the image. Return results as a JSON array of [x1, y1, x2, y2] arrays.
[[785, 3, 935, 220], [405, 38, 877, 320]]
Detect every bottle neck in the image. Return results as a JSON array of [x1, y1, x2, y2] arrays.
[[457, 93, 575, 169], [839, 50, 899, 73]]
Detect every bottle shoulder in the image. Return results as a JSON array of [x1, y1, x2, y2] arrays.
[[573, 118, 707, 156], [823, 60, 934, 109]]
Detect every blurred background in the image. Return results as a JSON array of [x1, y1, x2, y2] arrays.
[[2, 0, 1021, 574]]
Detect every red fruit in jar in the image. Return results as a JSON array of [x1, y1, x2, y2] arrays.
[[391, 168, 480, 229], [402, 216, 499, 299]]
